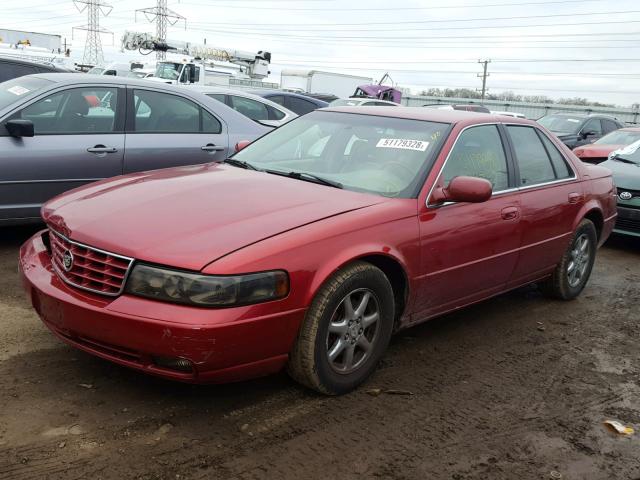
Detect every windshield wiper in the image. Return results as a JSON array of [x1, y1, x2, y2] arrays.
[[264, 169, 343, 189], [222, 158, 260, 170]]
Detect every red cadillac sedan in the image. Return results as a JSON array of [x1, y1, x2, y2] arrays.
[[20, 107, 617, 395]]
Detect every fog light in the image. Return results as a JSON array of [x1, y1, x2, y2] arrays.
[[152, 356, 193, 373]]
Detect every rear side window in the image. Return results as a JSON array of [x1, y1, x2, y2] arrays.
[[508, 126, 571, 186], [602, 119, 620, 134], [286, 96, 317, 115], [206, 93, 226, 103], [539, 133, 572, 179], [441, 124, 509, 191], [132, 90, 221, 134], [229, 95, 269, 121]]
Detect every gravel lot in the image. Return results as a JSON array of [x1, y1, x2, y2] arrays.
[[1, 226, 639, 480]]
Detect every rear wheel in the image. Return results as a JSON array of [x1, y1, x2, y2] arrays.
[[540, 219, 597, 300], [288, 261, 394, 395]]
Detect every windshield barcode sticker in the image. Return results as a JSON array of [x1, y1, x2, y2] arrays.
[[376, 138, 429, 151], [7, 85, 30, 96]]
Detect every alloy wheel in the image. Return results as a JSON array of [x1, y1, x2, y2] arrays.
[[567, 233, 591, 288]]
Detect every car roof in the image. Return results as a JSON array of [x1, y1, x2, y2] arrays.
[[546, 112, 619, 120], [188, 85, 297, 117], [320, 105, 535, 126], [0, 56, 66, 71]]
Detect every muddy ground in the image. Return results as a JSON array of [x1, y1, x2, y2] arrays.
[[0, 226, 639, 480]]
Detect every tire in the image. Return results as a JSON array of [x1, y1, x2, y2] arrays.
[[288, 261, 395, 395], [540, 218, 597, 300]]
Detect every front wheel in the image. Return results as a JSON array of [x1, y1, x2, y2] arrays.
[[288, 261, 394, 395], [540, 218, 597, 300]]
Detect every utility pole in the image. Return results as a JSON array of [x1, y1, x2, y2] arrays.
[[136, 0, 186, 60], [72, 0, 113, 66], [477, 59, 491, 103]]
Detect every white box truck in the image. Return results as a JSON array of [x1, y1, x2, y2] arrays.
[[280, 69, 373, 98]]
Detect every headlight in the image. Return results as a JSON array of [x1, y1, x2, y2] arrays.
[[125, 264, 289, 307]]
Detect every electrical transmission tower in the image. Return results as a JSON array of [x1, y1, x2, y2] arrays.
[[136, 0, 186, 60], [477, 59, 491, 103], [73, 0, 113, 66]]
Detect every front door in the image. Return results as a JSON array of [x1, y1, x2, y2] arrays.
[[415, 124, 522, 319], [0, 85, 124, 222], [123, 88, 228, 174]]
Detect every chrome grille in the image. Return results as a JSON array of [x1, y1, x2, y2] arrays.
[[49, 229, 134, 296]]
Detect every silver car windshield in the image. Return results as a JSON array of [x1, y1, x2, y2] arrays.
[[233, 111, 449, 198], [0, 76, 53, 111]]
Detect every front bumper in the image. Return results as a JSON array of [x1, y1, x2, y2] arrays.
[[19, 231, 305, 383], [614, 206, 640, 238]]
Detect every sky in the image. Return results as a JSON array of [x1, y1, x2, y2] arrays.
[[2, 0, 640, 106]]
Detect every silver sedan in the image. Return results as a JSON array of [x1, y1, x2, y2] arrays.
[[0, 74, 269, 225]]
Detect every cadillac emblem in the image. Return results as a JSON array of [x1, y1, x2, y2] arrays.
[[619, 191, 633, 201], [62, 250, 74, 272]]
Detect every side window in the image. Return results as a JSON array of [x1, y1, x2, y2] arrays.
[[206, 93, 226, 103], [582, 118, 602, 136], [104, 70, 116, 76], [229, 95, 269, 121], [267, 95, 285, 106], [17, 87, 119, 134], [266, 104, 286, 120], [286, 97, 317, 115], [0, 63, 37, 82], [441, 125, 509, 191], [539, 133, 572, 179], [507, 126, 556, 186], [602, 119, 619, 134], [202, 109, 222, 134], [133, 90, 200, 133]]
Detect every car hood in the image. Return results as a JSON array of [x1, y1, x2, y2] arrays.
[[574, 144, 623, 158], [599, 159, 640, 188], [43, 164, 386, 271]]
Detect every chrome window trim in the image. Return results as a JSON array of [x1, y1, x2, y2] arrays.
[[427, 122, 579, 209], [426, 122, 510, 209], [49, 229, 135, 297]]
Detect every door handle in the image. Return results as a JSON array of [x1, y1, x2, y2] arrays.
[[568, 192, 584, 204], [501, 206, 520, 220], [201, 143, 225, 152], [87, 145, 118, 154]]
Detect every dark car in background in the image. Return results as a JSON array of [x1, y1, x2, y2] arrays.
[[0, 74, 268, 225], [0, 57, 72, 83], [600, 141, 640, 238], [248, 89, 329, 115], [537, 113, 624, 149]]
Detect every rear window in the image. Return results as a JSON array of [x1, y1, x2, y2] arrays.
[[0, 76, 53, 111]]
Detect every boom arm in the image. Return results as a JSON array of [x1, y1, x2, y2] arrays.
[[121, 31, 271, 79]]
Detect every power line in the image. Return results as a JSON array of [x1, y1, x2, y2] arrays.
[[72, 0, 113, 65], [136, 0, 186, 60]]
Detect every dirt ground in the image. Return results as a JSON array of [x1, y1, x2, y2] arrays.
[[0, 226, 639, 480]]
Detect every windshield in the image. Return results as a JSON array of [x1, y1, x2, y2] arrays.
[[155, 62, 181, 80], [537, 114, 583, 134], [233, 111, 450, 198], [611, 140, 640, 164], [0, 76, 53, 111], [595, 130, 640, 145]]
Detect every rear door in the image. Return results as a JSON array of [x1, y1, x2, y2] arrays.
[[123, 88, 228, 173], [0, 85, 124, 222], [504, 125, 583, 286]]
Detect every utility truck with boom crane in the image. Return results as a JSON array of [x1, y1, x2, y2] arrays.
[[120, 31, 272, 88]]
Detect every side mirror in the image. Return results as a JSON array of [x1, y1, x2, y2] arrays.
[[5, 119, 35, 138], [582, 130, 597, 139], [430, 176, 493, 204], [235, 140, 252, 152]]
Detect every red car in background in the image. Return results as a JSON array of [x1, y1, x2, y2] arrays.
[[573, 127, 640, 164], [20, 108, 617, 395]]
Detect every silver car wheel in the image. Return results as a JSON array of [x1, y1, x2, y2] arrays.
[[567, 233, 591, 288], [325, 288, 380, 375]]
